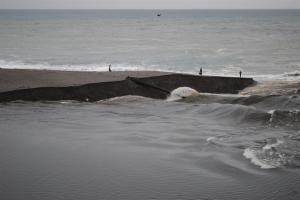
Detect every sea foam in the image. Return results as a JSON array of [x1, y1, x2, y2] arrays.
[[167, 87, 200, 101], [243, 139, 289, 169]]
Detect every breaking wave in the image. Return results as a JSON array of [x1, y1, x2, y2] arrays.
[[243, 138, 300, 169], [0, 59, 160, 72], [166, 84, 299, 169], [1, 59, 299, 81], [167, 87, 200, 101]]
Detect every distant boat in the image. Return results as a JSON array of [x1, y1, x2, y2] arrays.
[[157, 13, 161, 17]]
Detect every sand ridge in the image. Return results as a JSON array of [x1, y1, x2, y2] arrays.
[[0, 69, 171, 92]]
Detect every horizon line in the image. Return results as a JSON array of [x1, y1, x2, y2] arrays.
[[1, 8, 300, 10]]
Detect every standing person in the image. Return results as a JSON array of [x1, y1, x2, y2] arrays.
[[109, 64, 112, 72], [199, 67, 202, 76], [239, 70, 242, 78]]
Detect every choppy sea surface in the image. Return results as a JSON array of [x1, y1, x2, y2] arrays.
[[0, 10, 300, 200]]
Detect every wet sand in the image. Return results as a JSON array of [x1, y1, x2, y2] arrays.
[[0, 69, 171, 92], [0, 68, 255, 102]]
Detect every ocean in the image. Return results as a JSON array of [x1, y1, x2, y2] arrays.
[[0, 10, 300, 200]]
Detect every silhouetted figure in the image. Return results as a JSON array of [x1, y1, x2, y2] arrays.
[[199, 67, 202, 76], [239, 70, 242, 78], [109, 64, 112, 72]]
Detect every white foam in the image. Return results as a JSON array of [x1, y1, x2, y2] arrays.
[[268, 110, 276, 123], [263, 139, 284, 151], [0, 59, 299, 82], [252, 71, 300, 82], [167, 87, 200, 101], [243, 138, 287, 169], [0, 59, 160, 72], [60, 101, 74, 104], [243, 148, 276, 169], [206, 137, 216, 142], [267, 110, 276, 115]]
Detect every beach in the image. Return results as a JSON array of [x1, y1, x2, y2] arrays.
[[0, 69, 170, 92], [0, 68, 254, 102]]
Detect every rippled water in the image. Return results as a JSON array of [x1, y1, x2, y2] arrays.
[[1, 84, 300, 199], [0, 10, 300, 77]]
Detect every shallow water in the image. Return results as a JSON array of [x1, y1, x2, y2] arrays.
[[1, 88, 300, 199]]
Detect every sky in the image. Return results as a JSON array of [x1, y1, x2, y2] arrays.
[[1, 0, 300, 9]]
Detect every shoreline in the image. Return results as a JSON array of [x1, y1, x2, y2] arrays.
[[0, 68, 255, 102], [0, 69, 172, 92]]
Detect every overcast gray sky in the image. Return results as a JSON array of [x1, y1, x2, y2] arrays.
[[1, 0, 300, 9]]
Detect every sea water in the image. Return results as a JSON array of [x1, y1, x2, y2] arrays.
[[0, 10, 300, 77], [0, 10, 300, 200]]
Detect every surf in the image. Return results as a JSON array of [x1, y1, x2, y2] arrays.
[[166, 87, 200, 101]]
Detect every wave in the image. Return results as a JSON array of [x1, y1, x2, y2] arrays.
[[168, 90, 300, 169], [1, 59, 299, 82], [196, 103, 274, 126], [179, 92, 300, 111], [241, 79, 300, 96], [94, 91, 300, 129], [173, 92, 299, 128], [243, 138, 300, 169], [167, 87, 200, 101], [0, 59, 161, 72], [268, 109, 300, 128], [97, 95, 154, 104], [249, 70, 300, 82]]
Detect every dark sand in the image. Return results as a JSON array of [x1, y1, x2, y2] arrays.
[[0, 69, 171, 92], [0, 69, 255, 103]]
